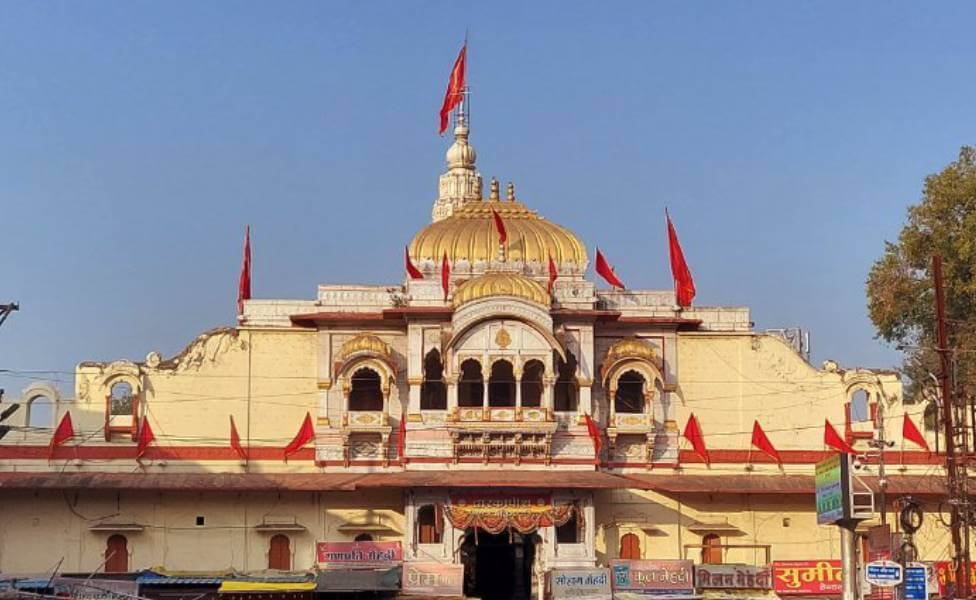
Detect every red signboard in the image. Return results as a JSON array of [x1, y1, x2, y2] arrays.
[[772, 560, 842, 596], [316, 541, 402, 567], [935, 561, 976, 597]]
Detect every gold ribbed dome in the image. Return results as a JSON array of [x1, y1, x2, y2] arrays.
[[453, 272, 551, 308], [410, 200, 587, 265]]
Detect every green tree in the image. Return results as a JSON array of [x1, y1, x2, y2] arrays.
[[867, 146, 976, 419]]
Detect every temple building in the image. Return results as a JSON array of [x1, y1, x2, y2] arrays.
[[0, 109, 951, 599]]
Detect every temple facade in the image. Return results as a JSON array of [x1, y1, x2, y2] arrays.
[[0, 114, 951, 599]]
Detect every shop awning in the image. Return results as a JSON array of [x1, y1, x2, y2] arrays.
[[315, 568, 401, 592], [219, 582, 316, 593]]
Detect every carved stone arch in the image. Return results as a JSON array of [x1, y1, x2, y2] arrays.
[[446, 314, 567, 362], [20, 382, 61, 429], [337, 356, 396, 397], [603, 359, 664, 400], [20, 382, 62, 405]]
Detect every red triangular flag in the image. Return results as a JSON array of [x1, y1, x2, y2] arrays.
[[902, 412, 930, 454], [595, 248, 626, 289], [441, 252, 451, 302], [491, 207, 508, 245], [136, 418, 155, 459], [584, 413, 602, 459], [237, 225, 251, 315], [397, 414, 408, 462], [666, 209, 696, 307], [48, 412, 75, 459], [438, 43, 467, 135], [405, 246, 423, 280], [824, 419, 855, 454], [284, 412, 314, 461], [548, 254, 558, 295], [751, 420, 781, 463], [230, 416, 247, 462], [683, 413, 709, 464]]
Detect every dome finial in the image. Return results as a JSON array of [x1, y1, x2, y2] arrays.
[[489, 178, 500, 201], [506, 182, 515, 202]]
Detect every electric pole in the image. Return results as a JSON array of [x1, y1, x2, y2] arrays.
[[933, 255, 971, 599], [0, 302, 18, 328]]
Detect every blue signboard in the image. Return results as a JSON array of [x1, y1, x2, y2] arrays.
[[904, 566, 928, 600], [865, 561, 903, 587]]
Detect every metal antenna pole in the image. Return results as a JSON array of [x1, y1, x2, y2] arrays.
[[0, 302, 19, 329]]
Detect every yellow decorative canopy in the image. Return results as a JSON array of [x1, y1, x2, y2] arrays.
[[410, 200, 587, 265], [337, 333, 391, 362], [452, 272, 551, 308]]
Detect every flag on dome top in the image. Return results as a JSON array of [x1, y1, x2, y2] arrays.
[[491, 207, 507, 245], [48, 412, 75, 460], [595, 248, 625, 289], [683, 413, 709, 464], [136, 418, 155, 460], [441, 252, 451, 301], [548, 254, 558, 295], [405, 246, 424, 280], [824, 419, 855, 454], [902, 412, 930, 454], [237, 225, 251, 315], [750, 420, 781, 464], [666, 209, 696, 307], [284, 413, 314, 462], [438, 43, 467, 135], [230, 415, 247, 462]]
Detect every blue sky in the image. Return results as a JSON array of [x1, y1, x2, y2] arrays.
[[2, 2, 975, 396]]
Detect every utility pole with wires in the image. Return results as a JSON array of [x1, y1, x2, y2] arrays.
[[933, 254, 973, 599], [0, 302, 18, 328]]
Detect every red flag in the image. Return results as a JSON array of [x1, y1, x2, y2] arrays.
[[48, 412, 75, 459], [824, 419, 855, 454], [491, 207, 507, 245], [548, 254, 558, 295], [405, 246, 423, 280], [397, 414, 407, 462], [751, 420, 781, 463], [438, 43, 467, 135], [666, 209, 696, 307], [595, 248, 626, 289], [284, 412, 314, 461], [237, 225, 251, 314], [230, 416, 247, 462], [584, 413, 602, 459], [441, 252, 450, 301], [902, 412, 930, 454], [136, 418, 155, 459], [683, 413, 709, 464]]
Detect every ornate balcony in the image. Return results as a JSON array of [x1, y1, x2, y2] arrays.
[[446, 406, 557, 465]]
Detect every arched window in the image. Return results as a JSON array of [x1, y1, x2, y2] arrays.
[[619, 533, 641, 559], [349, 368, 383, 411], [701, 533, 722, 564], [851, 389, 870, 422], [109, 382, 133, 416], [520, 360, 544, 408], [458, 360, 484, 408], [554, 351, 578, 412], [555, 507, 581, 544], [421, 349, 447, 410], [417, 504, 442, 544], [269, 534, 291, 570], [27, 395, 54, 428], [354, 533, 374, 542], [615, 371, 645, 414], [105, 535, 128, 573], [488, 360, 516, 407]]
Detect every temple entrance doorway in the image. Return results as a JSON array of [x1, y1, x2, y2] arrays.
[[460, 529, 538, 600]]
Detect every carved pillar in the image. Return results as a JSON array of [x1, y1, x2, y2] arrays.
[[446, 375, 459, 419], [515, 365, 523, 417], [407, 325, 424, 417], [543, 376, 555, 412]]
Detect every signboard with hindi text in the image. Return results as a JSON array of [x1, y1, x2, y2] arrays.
[[904, 564, 928, 600], [316, 541, 402, 567], [815, 454, 849, 524], [773, 560, 843, 596], [611, 560, 694, 596], [695, 564, 772, 589], [549, 568, 612, 599], [401, 562, 463, 597]]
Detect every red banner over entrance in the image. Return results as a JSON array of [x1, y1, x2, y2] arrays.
[[444, 491, 575, 535]]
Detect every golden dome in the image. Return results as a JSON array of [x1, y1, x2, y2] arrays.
[[410, 199, 587, 265], [338, 333, 392, 362], [605, 337, 657, 363], [453, 272, 551, 308]]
